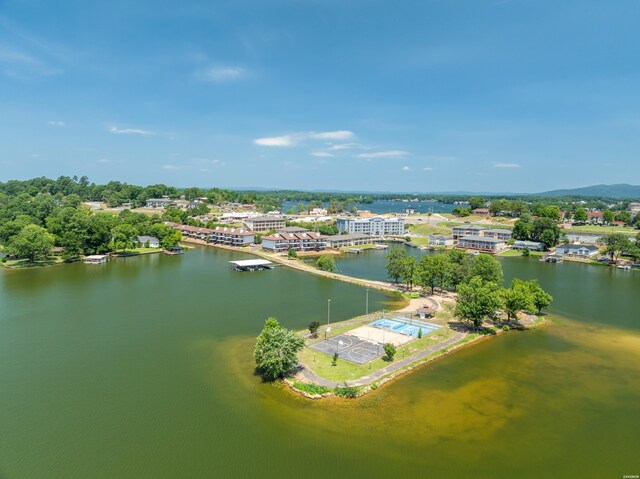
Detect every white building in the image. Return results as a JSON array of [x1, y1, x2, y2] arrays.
[[512, 240, 545, 251], [137, 236, 160, 248], [242, 216, 287, 232], [336, 216, 405, 236], [556, 244, 599, 258], [428, 234, 455, 246], [457, 235, 507, 253]]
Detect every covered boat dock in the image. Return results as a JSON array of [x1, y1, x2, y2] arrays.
[[229, 259, 275, 271]]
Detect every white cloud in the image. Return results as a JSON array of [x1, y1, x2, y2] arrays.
[[48, 120, 65, 127], [254, 130, 355, 147], [310, 151, 334, 157], [356, 150, 410, 159], [199, 66, 246, 82], [308, 130, 354, 140], [402, 166, 411, 171], [162, 164, 181, 170], [109, 126, 155, 136], [327, 142, 372, 151], [254, 135, 294, 147], [423, 167, 434, 171], [493, 162, 521, 168]]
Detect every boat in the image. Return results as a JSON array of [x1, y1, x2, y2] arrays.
[[617, 265, 631, 271]]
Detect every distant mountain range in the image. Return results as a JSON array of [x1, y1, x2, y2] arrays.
[[535, 184, 640, 199]]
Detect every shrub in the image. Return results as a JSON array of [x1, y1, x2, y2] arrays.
[[417, 328, 423, 339], [383, 342, 396, 361], [371, 383, 378, 390], [316, 255, 337, 272], [287, 248, 297, 259], [293, 382, 331, 395], [332, 351, 338, 366], [502, 325, 510, 332], [308, 321, 320, 337], [481, 327, 497, 335], [334, 384, 359, 398]]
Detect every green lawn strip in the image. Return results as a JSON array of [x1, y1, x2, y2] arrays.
[[339, 244, 378, 252], [300, 327, 458, 383], [408, 223, 452, 236], [3, 256, 65, 268], [563, 225, 636, 236]]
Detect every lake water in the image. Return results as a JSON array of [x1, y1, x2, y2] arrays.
[[1, 246, 639, 478], [282, 199, 457, 215]]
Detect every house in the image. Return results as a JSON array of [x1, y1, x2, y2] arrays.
[[336, 216, 405, 236], [172, 224, 213, 241], [242, 216, 287, 232], [512, 240, 545, 251], [482, 229, 513, 241], [310, 208, 328, 216], [137, 236, 160, 248], [457, 235, 507, 253], [472, 208, 490, 215], [145, 197, 176, 208], [628, 203, 640, 216], [556, 244, 599, 258], [261, 232, 326, 253], [428, 234, 455, 246], [452, 225, 483, 240], [324, 234, 373, 248], [587, 211, 604, 224]]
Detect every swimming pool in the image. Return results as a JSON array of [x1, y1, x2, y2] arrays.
[[369, 317, 441, 338]]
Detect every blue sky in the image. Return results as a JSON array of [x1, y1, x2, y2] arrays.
[[1, 0, 639, 193]]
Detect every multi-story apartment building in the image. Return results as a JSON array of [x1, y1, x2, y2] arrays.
[[336, 216, 405, 236]]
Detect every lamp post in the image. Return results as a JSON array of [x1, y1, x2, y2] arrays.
[[366, 288, 369, 315], [326, 299, 331, 337]]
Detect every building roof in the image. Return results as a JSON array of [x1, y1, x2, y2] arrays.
[[453, 224, 483, 230], [514, 240, 544, 246], [137, 236, 159, 243], [324, 234, 372, 241], [483, 229, 512, 234], [277, 226, 310, 233], [229, 259, 273, 267], [458, 235, 505, 243], [262, 232, 325, 241], [243, 216, 285, 222], [212, 227, 254, 236], [558, 243, 599, 251]]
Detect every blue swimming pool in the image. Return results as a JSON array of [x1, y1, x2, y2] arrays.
[[370, 317, 441, 337]]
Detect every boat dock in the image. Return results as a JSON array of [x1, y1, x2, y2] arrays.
[[229, 259, 276, 272]]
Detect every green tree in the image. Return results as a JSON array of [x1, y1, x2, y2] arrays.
[[454, 276, 503, 330], [288, 248, 298, 259], [308, 321, 320, 338], [417, 254, 451, 294], [383, 343, 396, 361], [512, 216, 533, 241], [111, 224, 138, 252], [531, 217, 561, 249], [525, 280, 553, 314], [6, 224, 55, 262], [469, 197, 484, 210], [574, 208, 588, 222], [470, 254, 503, 284], [598, 233, 631, 261], [501, 279, 535, 322], [603, 210, 614, 224], [400, 255, 417, 290], [316, 254, 336, 272], [386, 248, 407, 283], [253, 317, 305, 381]]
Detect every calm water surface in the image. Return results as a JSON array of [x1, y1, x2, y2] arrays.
[[1, 246, 639, 478]]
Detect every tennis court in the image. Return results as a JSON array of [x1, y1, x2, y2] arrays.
[[370, 317, 441, 338], [308, 333, 382, 365]]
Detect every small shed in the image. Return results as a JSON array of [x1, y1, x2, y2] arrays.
[[417, 305, 437, 319]]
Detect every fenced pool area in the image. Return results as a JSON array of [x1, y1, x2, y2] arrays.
[[370, 317, 441, 338]]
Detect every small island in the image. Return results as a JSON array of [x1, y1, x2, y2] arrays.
[[253, 251, 552, 399]]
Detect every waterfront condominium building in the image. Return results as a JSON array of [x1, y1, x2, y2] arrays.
[[336, 216, 405, 236], [242, 216, 287, 232]]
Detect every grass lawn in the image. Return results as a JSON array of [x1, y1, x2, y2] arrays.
[[112, 247, 163, 256], [496, 249, 543, 257], [408, 223, 452, 236], [2, 256, 65, 268], [339, 244, 377, 252], [564, 225, 637, 236]]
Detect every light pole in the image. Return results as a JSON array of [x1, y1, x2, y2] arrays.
[[327, 299, 331, 336], [366, 288, 369, 316]]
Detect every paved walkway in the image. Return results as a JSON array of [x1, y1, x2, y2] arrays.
[[299, 332, 466, 388]]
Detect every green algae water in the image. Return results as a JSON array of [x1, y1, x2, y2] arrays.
[[1, 246, 639, 478]]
